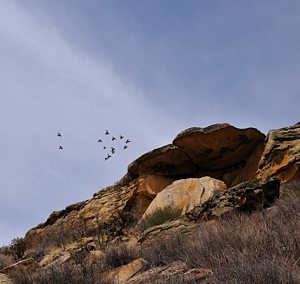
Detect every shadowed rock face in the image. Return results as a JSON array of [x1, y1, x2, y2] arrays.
[[256, 122, 300, 182], [185, 176, 281, 221], [173, 124, 265, 170], [128, 124, 265, 187]]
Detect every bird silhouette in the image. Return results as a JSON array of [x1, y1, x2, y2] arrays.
[[103, 146, 106, 150], [125, 139, 131, 143], [59, 146, 63, 149], [120, 135, 124, 139], [123, 145, 128, 150], [98, 139, 102, 143], [57, 133, 61, 137], [111, 147, 115, 154], [112, 136, 116, 141], [105, 130, 109, 135]]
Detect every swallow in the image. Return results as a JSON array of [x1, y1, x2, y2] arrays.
[[120, 135, 124, 139], [103, 146, 106, 150], [112, 136, 116, 141], [123, 145, 128, 150], [57, 133, 61, 137], [59, 146, 63, 149], [111, 147, 115, 154], [98, 139, 102, 143], [105, 130, 109, 135], [107, 154, 111, 159], [125, 139, 131, 143]]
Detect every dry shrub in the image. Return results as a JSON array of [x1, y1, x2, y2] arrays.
[[98, 242, 139, 272], [280, 179, 300, 198], [0, 254, 12, 269], [142, 196, 300, 283]]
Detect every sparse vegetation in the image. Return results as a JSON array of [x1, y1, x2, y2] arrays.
[[2, 192, 300, 283], [9, 237, 27, 261], [142, 205, 182, 230]]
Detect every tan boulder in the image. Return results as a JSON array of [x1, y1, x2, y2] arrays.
[[142, 177, 227, 217], [256, 122, 300, 182], [101, 258, 147, 284], [126, 175, 176, 219]]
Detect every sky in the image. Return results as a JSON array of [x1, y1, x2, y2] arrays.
[[1, 0, 300, 246]]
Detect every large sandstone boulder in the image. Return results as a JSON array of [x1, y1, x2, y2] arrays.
[[185, 176, 281, 221], [256, 122, 300, 182], [127, 124, 265, 187], [125, 175, 176, 219], [142, 177, 227, 218]]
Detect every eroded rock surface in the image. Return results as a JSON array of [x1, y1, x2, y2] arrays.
[[185, 176, 281, 221], [256, 122, 300, 182], [138, 219, 194, 244], [127, 261, 213, 284], [127, 124, 265, 187]]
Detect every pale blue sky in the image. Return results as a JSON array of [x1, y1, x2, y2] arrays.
[[1, 0, 300, 246]]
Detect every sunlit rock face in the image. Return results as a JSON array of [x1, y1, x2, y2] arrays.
[[141, 177, 227, 218], [256, 122, 300, 182]]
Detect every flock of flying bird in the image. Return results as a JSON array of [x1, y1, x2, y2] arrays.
[[57, 130, 131, 161]]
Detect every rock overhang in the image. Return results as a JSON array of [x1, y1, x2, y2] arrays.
[[127, 123, 265, 181]]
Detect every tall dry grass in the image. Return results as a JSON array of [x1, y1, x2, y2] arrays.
[[4, 194, 300, 283]]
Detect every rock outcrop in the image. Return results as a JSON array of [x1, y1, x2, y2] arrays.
[[24, 122, 299, 253], [185, 176, 281, 221], [137, 219, 194, 244], [128, 123, 265, 188], [256, 122, 300, 182], [127, 261, 213, 284], [142, 177, 226, 217]]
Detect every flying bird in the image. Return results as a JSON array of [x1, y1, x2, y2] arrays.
[[120, 135, 124, 139], [111, 147, 115, 154], [125, 139, 131, 143], [105, 130, 109, 135], [98, 139, 102, 143], [57, 133, 61, 137], [59, 146, 63, 149], [103, 146, 106, 150], [123, 145, 128, 150], [112, 136, 116, 141]]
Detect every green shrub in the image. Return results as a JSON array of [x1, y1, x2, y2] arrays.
[[143, 205, 181, 230]]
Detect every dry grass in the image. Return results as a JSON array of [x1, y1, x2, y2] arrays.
[[3, 193, 300, 283], [141, 196, 300, 283]]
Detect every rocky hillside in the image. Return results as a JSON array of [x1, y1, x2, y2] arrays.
[[2, 122, 300, 283], [24, 122, 300, 246]]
